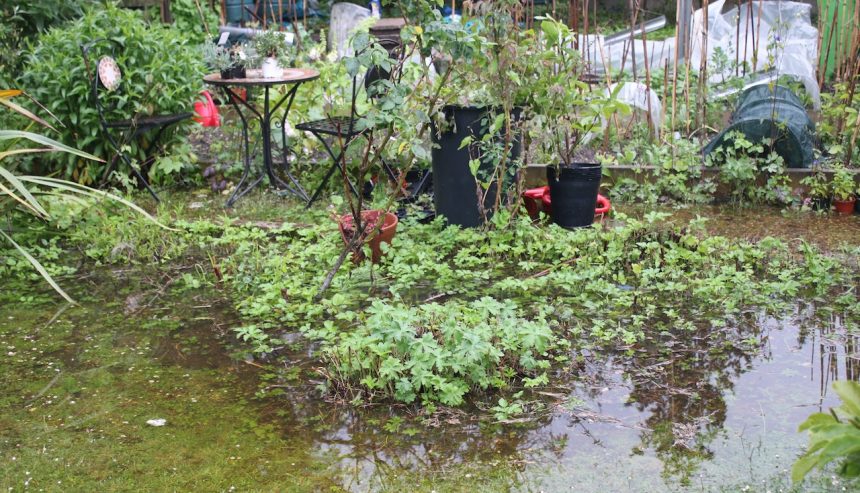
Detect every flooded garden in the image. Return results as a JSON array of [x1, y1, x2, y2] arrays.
[[2, 201, 858, 491], [2, 0, 860, 492]]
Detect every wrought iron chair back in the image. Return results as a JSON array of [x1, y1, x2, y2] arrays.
[[80, 38, 192, 202], [297, 39, 413, 206]]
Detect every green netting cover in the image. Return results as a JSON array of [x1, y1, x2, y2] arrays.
[[703, 84, 816, 168]]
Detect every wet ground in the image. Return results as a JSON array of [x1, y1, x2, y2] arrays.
[[1, 205, 859, 492]]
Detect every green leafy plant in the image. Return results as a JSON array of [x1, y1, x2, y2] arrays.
[[793, 381, 860, 482], [831, 165, 857, 201], [0, 0, 97, 86], [234, 325, 274, 354], [800, 169, 830, 200], [158, 0, 220, 42], [310, 297, 555, 406], [22, 4, 205, 185], [491, 396, 525, 422], [252, 29, 293, 66], [202, 42, 234, 72], [707, 131, 791, 205], [530, 17, 630, 167]]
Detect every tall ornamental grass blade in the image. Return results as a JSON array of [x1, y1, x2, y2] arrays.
[[0, 229, 74, 303], [0, 148, 54, 160], [0, 179, 45, 217], [0, 130, 104, 163], [0, 166, 49, 219], [16, 175, 175, 230], [0, 98, 57, 131]]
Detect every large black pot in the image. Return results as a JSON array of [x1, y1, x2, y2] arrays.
[[430, 105, 521, 227], [547, 164, 602, 228]]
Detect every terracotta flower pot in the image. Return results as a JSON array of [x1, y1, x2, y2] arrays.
[[834, 197, 856, 215], [338, 210, 398, 263]]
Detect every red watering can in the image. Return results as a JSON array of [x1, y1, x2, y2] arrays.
[[193, 91, 220, 127], [522, 186, 611, 221]]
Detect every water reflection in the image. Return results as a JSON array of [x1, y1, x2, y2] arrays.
[[260, 299, 860, 490]]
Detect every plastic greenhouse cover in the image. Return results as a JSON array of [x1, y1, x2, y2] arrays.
[[703, 84, 817, 168], [689, 0, 820, 109], [582, 1, 820, 109]]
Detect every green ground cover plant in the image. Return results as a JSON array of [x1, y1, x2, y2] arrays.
[[11, 197, 855, 409]]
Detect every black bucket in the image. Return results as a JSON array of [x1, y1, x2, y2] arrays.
[[431, 105, 521, 227], [547, 164, 602, 228]]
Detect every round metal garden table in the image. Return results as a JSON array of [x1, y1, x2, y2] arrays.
[[204, 68, 319, 206]]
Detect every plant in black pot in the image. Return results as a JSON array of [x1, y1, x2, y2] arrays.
[[530, 17, 629, 229], [203, 41, 250, 79], [425, 0, 532, 228], [800, 169, 831, 211]]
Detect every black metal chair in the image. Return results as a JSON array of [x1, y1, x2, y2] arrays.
[[81, 39, 193, 202], [296, 40, 429, 207]]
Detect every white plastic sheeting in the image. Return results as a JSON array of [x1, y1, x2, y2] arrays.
[[608, 82, 663, 133], [689, 0, 820, 109], [579, 1, 821, 109], [581, 82, 664, 144], [578, 34, 675, 75], [329, 2, 371, 59]]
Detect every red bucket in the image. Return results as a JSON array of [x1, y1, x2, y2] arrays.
[[522, 186, 611, 221]]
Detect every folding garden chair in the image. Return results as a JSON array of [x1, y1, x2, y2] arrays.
[[81, 38, 193, 202], [297, 39, 429, 207]]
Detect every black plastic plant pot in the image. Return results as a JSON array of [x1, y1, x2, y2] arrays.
[[220, 65, 246, 80], [811, 197, 831, 211], [430, 105, 521, 228], [547, 164, 602, 229]]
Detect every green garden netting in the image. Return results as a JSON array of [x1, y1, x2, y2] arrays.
[[704, 84, 816, 168]]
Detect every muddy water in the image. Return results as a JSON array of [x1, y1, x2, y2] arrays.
[[633, 204, 860, 251], [1, 207, 859, 492]]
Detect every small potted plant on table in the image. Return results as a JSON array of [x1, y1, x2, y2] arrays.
[[205, 41, 252, 79], [831, 165, 857, 214], [253, 30, 290, 78], [531, 17, 629, 228]]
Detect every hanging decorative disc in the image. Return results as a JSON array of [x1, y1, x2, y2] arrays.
[[97, 56, 121, 91]]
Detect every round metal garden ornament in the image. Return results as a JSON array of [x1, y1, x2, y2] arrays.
[[98, 56, 121, 91]]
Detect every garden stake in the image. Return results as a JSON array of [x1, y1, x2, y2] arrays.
[[697, 0, 709, 137], [753, 0, 764, 72], [193, 0, 211, 37], [743, 0, 752, 76]]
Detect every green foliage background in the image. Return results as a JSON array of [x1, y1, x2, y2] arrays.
[[21, 4, 205, 184], [0, 0, 98, 86]]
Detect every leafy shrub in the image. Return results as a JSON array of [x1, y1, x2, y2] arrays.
[[0, 0, 97, 86], [50, 203, 860, 408], [155, 0, 221, 42], [706, 131, 792, 206], [793, 381, 860, 482], [22, 4, 205, 185]]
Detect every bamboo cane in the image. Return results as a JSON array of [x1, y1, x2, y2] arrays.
[[743, 0, 752, 76], [640, 2, 655, 141], [734, 0, 741, 77], [752, 0, 763, 72], [697, 0, 709, 134]]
